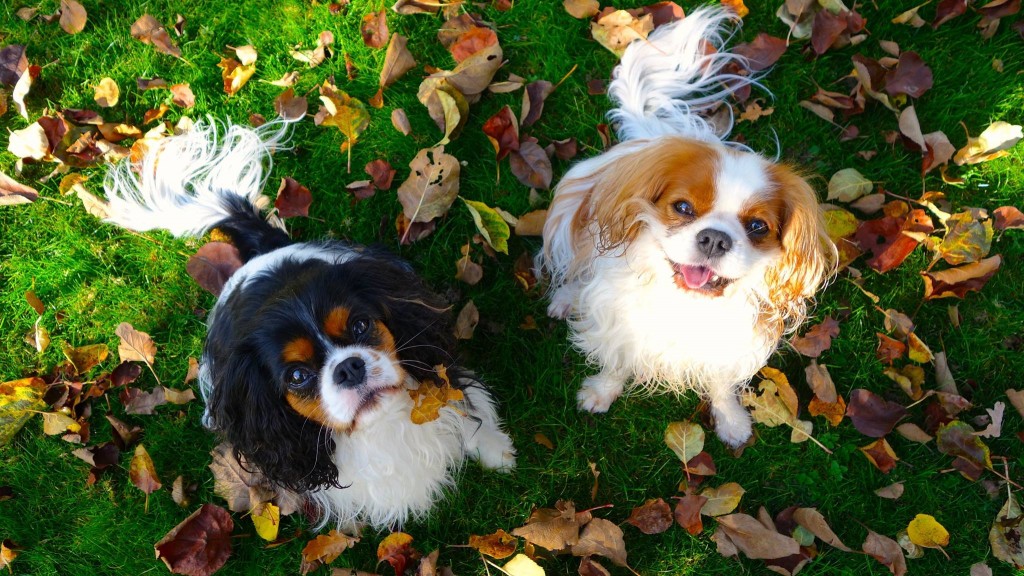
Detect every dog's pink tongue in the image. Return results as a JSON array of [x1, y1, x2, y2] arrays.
[[678, 265, 713, 289]]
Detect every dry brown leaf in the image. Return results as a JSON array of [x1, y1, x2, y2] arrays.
[[793, 507, 852, 551], [875, 482, 905, 500], [115, 322, 157, 365], [570, 518, 627, 567], [564, 0, 600, 18], [130, 14, 182, 58], [59, 0, 88, 34], [716, 513, 800, 560], [396, 146, 460, 223], [454, 300, 479, 340]]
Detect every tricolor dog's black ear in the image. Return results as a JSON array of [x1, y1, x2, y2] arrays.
[[344, 255, 457, 385], [203, 291, 341, 493]]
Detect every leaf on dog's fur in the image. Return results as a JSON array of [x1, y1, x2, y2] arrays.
[[154, 504, 234, 576], [409, 366, 465, 424]]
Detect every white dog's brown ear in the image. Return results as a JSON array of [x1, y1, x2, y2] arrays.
[[765, 166, 838, 331]]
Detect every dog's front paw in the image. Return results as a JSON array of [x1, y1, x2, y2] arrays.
[[473, 429, 517, 472], [546, 287, 575, 319], [576, 375, 624, 413], [712, 406, 753, 448]]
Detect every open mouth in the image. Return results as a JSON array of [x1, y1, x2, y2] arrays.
[[670, 262, 732, 294]]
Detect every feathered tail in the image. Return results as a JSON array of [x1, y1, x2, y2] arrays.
[[606, 7, 761, 143], [103, 119, 294, 261]]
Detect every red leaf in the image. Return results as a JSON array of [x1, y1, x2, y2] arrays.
[[154, 504, 234, 576], [450, 27, 498, 62], [186, 242, 243, 297], [883, 52, 933, 98], [639, 1, 686, 27], [859, 438, 899, 473], [932, 0, 968, 29], [846, 389, 907, 437], [377, 532, 421, 576], [360, 10, 389, 49], [365, 159, 396, 190], [790, 316, 840, 357], [876, 333, 906, 364], [811, 10, 848, 55], [673, 495, 707, 535], [275, 176, 312, 218], [626, 498, 673, 534], [854, 209, 934, 273], [922, 255, 1001, 300], [994, 206, 1024, 231], [733, 33, 787, 72], [482, 105, 520, 161]]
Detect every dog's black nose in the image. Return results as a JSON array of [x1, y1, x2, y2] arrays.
[[696, 228, 733, 258], [334, 357, 366, 388]]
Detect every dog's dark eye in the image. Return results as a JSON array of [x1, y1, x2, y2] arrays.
[[287, 367, 316, 389], [350, 318, 370, 337], [746, 219, 769, 238], [673, 200, 695, 217]]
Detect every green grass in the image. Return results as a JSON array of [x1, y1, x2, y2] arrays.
[[2, 0, 1023, 575]]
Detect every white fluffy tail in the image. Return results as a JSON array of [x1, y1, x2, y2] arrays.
[[103, 119, 293, 237], [607, 7, 760, 143]]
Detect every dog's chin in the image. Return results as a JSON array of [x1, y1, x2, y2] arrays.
[[670, 261, 733, 297], [329, 382, 405, 432]]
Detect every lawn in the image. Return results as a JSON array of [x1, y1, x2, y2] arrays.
[[1, 0, 1023, 575]]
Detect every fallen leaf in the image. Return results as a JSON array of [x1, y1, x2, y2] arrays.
[[62, 342, 109, 375], [274, 88, 308, 121], [365, 159, 396, 190], [743, 368, 798, 427], [439, 42, 503, 97], [130, 444, 162, 511], [187, 242, 243, 297], [883, 51, 933, 98], [734, 33, 787, 72], [289, 31, 334, 68], [716, 513, 800, 560], [827, 168, 872, 202], [591, 10, 654, 57], [93, 77, 119, 107], [932, 0, 969, 29], [875, 482, 905, 500], [483, 105, 520, 161], [859, 438, 899, 473], [154, 504, 234, 576], [0, 378, 47, 446], [509, 139, 553, 190], [994, 206, 1024, 231], [131, 14, 182, 58], [40, 411, 80, 435], [674, 495, 707, 535], [804, 361, 837, 403], [863, 529, 907, 576], [217, 57, 256, 97], [377, 532, 421, 576], [954, 121, 1023, 165], [361, 11, 389, 49], [934, 210, 993, 266], [512, 500, 584, 552], [922, 255, 1001, 299], [0, 170, 40, 206], [469, 529, 517, 559], [793, 508, 851, 551], [700, 482, 745, 517], [808, 394, 846, 427], [906, 514, 949, 555], [453, 301, 479, 340], [275, 177, 312, 218], [301, 530, 359, 573], [571, 518, 627, 567], [855, 210, 935, 273], [251, 502, 280, 542], [515, 210, 547, 237], [503, 553, 545, 576], [989, 493, 1024, 568], [450, 27, 499, 63], [893, 2, 928, 27], [846, 389, 907, 437], [373, 34, 417, 108], [664, 421, 705, 464], [11, 65, 39, 120], [896, 422, 933, 443], [626, 499, 673, 535], [462, 198, 510, 254], [521, 80, 554, 128], [971, 562, 993, 576], [121, 387, 167, 415], [59, 0, 88, 34], [391, 108, 412, 135], [397, 146, 460, 223], [936, 420, 992, 471], [790, 316, 840, 357], [116, 322, 157, 365], [564, 0, 600, 19]]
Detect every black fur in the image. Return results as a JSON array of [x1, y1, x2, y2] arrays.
[[203, 245, 459, 493], [211, 192, 292, 262]]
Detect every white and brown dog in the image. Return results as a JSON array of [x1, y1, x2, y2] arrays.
[[540, 8, 836, 446]]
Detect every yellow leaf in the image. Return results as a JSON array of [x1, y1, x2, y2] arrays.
[[94, 77, 120, 107], [664, 422, 705, 464], [700, 482, 745, 517], [252, 502, 280, 541], [0, 377, 47, 446], [408, 366, 464, 424], [720, 0, 749, 18], [217, 57, 256, 96], [316, 81, 370, 172], [907, 514, 950, 551], [503, 553, 545, 576]]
